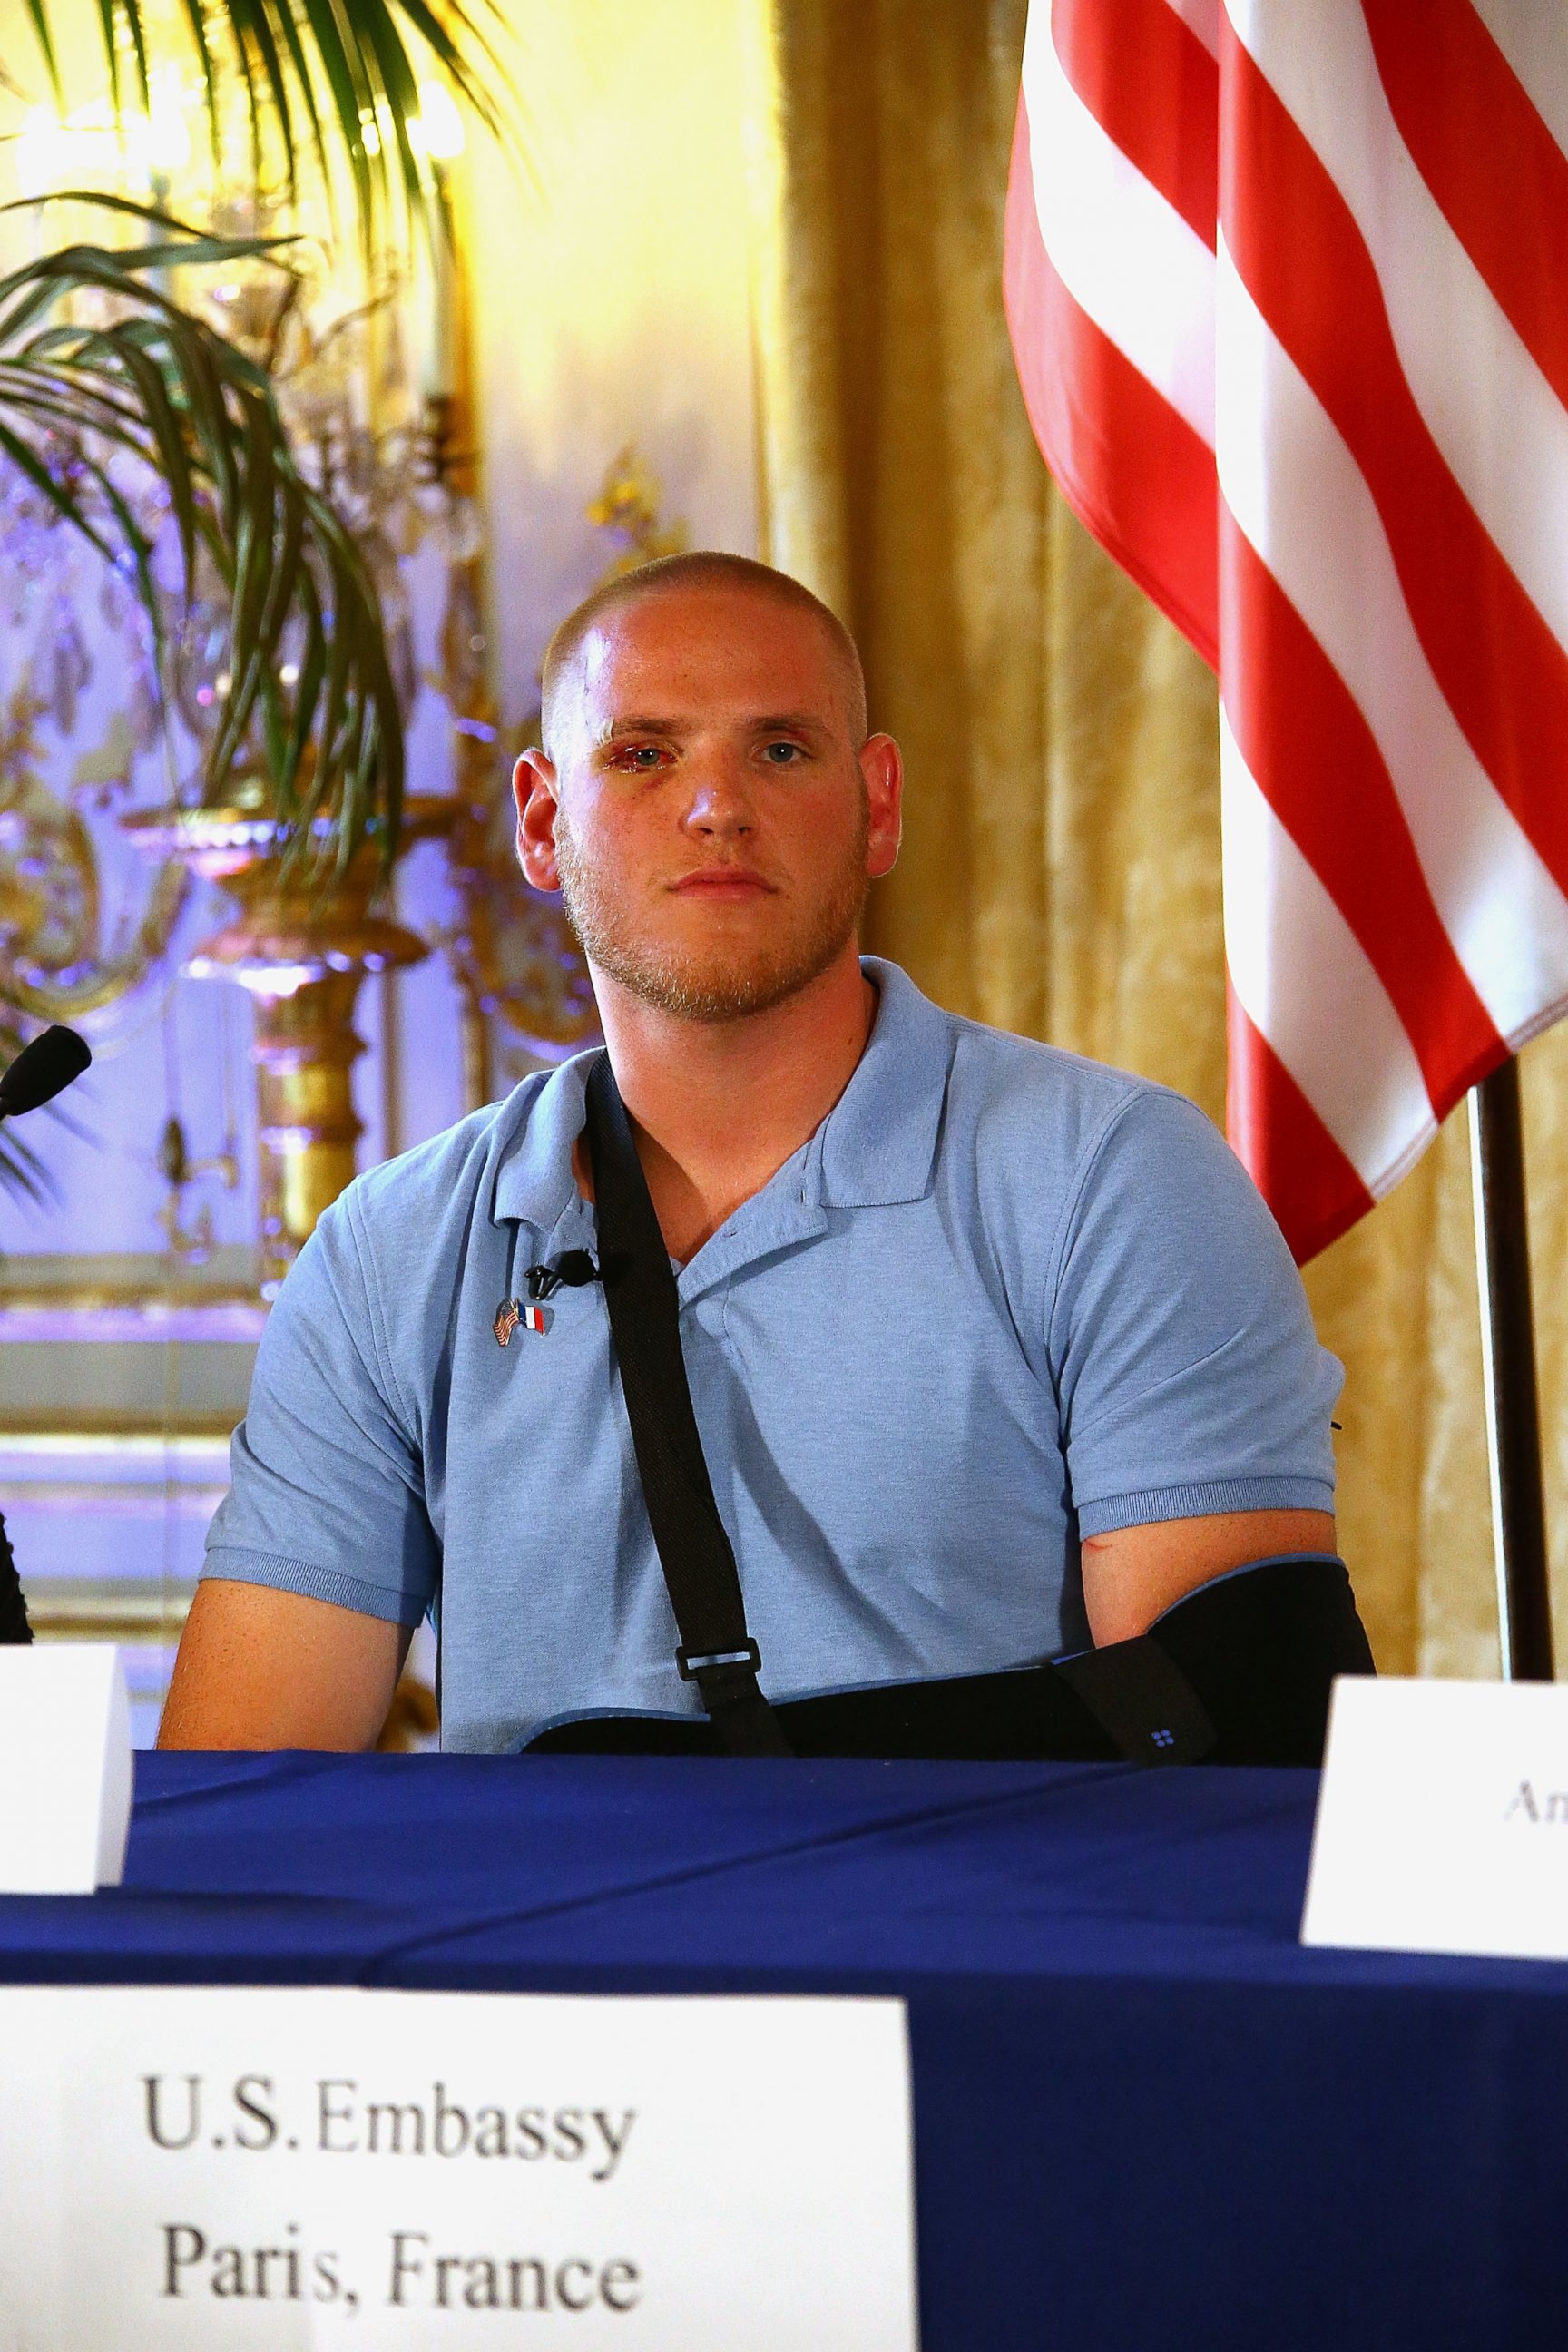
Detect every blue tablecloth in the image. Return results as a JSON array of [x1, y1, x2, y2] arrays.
[[3, 1751, 1566, 2349]]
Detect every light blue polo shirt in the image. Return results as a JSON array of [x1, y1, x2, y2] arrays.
[[204, 958, 1342, 1750]]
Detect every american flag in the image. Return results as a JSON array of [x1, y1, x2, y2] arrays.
[[1004, 0, 1568, 1261]]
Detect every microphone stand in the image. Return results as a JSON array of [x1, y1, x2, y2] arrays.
[[1469, 1059, 1554, 1681]]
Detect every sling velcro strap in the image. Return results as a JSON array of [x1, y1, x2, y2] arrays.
[[584, 1052, 792, 1758], [1054, 1633, 1218, 1767]]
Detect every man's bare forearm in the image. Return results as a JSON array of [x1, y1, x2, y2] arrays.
[[1081, 1508, 1337, 1646]]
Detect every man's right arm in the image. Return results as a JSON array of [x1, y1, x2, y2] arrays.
[[159, 1582, 410, 1750], [160, 1187, 438, 1749]]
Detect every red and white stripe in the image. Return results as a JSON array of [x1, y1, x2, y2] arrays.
[[1004, 0, 1568, 1260]]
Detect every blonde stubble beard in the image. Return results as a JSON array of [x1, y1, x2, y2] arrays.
[[554, 801, 871, 1024]]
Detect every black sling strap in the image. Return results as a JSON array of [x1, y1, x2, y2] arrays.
[[573, 1048, 1372, 1769], [584, 1052, 793, 1757]]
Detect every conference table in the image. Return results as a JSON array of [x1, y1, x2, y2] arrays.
[[2, 1751, 1565, 2349]]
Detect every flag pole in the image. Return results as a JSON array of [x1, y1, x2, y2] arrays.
[[1467, 1058, 1554, 1681]]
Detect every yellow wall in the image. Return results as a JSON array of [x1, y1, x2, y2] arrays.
[[466, 0, 761, 727]]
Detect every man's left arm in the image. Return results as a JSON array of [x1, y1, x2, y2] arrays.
[[1081, 1508, 1335, 1644], [1052, 1090, 1345, 1647]]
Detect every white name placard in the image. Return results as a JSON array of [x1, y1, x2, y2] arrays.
[[0, 1642, 131, 1892], [0, 1986, 918, 2351], [1303, 1674, 1568, 1962]]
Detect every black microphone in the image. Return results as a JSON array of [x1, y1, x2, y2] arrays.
[[0, 1024, 91, 1120], [524, 1250, 600, 1301]]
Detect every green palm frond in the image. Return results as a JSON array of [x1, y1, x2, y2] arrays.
[[0, 1120, 56, 1208], [0, 201, 402, 871], [19, 0, 519, 253]]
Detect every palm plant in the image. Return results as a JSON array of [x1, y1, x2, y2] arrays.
[[5, 2, 520, 862], [1, 204, 401, 865], [0, 4, 519, 1206], [19, 0, 515, 254]]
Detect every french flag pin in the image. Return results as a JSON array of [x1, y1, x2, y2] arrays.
[[495, 1298, 550, 1348]]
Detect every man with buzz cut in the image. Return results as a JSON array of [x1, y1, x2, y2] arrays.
[[161, 549, 1349, 1755]]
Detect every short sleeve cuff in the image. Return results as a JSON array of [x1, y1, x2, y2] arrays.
[[201, 1545, 429, 1630], [1076, 1475, 1335, 1540]]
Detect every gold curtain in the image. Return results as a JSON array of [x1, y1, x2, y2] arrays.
[[744, 0, 1568, 1677]]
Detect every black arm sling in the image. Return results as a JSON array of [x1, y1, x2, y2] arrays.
[[525, 1053, 1373, 1767]]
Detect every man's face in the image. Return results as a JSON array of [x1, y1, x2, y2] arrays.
[[514, 587, 902, 1023]]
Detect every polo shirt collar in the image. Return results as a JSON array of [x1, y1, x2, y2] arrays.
[[488, 956, 953, 1232], [818, 957, 952, 1208], [490, 1054, 594, 1233]]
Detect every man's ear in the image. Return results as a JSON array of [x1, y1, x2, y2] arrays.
[[860, 732, 903, 880], [514, 749, 563, 890]]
